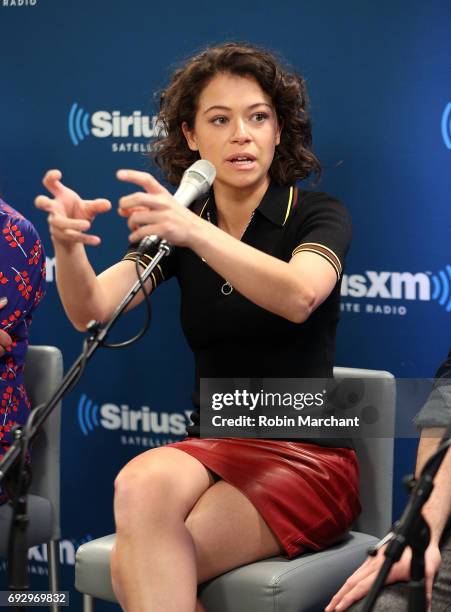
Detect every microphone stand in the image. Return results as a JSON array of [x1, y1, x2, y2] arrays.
[[362, 421, 451, 612], [0, 241, 172, 606]]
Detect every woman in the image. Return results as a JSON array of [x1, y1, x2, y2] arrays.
[[0, 199, 46, 503], [36, 42, 360, 612]]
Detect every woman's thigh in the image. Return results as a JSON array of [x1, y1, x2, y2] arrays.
[[114, 447, 217, 525], [185, 479, 284, 584]]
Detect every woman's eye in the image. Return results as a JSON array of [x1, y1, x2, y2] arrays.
[[252, 112, 269, 122], [211, 116, 228, 125]]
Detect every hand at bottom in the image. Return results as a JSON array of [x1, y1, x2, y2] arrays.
[[325, 542, 441, 611]]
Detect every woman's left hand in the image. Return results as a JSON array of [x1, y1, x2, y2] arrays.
[[117, 169, 201, 248]]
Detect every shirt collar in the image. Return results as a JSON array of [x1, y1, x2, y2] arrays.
[[199, 182, 295, 227], [256, 182, 295, 226]]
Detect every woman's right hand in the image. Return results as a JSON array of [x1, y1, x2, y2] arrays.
[[35, 169, 111, 247]]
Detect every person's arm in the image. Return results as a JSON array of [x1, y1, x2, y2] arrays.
[[35, 170, 153, 331], [413, 359, 451, 595], [52, 240, 150, 331], [416, 428, 451, 547], [118, 170, 343, 323], [187, 224, 335, 323], [0, 211, 46, 338]]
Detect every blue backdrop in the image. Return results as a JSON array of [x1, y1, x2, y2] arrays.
[[1, 0, 450, 608]]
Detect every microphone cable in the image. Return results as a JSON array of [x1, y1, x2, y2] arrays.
[[100, 250, 153, 349], [65, 248, 154, 395]]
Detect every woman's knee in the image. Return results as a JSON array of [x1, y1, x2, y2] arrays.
[[114, 447, 213, 529], [115, 456, 171, 504], [114, 459, 179, 525]]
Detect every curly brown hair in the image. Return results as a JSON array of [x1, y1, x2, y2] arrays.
[[152, 42, 321, 186]]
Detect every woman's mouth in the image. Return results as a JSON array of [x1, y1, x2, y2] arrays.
[[226, 154, 257, 169]]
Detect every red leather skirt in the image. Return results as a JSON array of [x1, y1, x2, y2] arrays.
[[168, 437, 361, 559]]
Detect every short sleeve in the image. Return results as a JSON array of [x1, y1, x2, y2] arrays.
[[0, 212, 46, 330], [291, 192, 352, 281], [414, 349, 451, 429], [123, 242, 177, 292]]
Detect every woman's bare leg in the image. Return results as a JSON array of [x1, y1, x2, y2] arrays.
[[111, 447, 215, 612], [111, 449, 284, 611], [186, 479, 284, 584]]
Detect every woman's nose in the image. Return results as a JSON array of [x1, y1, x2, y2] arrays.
[[230, 118, 251, 143]]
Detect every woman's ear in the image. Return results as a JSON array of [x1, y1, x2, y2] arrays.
[[182, 122, 198, 151]]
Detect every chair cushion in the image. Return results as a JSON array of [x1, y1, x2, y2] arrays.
[[0, 494, 53, 553], [75, 532, 378, 610], [200, 531, 378, 612], [76, 535, 117, 603]]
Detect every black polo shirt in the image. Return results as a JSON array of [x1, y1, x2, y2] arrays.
[[125, 182, 352, 447]]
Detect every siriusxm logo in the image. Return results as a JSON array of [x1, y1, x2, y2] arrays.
[[442, 103, 451, 149], [28, 535, 92, 567], [341, 267, 451, 312], [68, 103, 160, 146], [77, 394, 189, 436], [28, 535, 92, 565], [0, 535, 93, 576]]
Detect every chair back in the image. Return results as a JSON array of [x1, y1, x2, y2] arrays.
[[25, 345, 63, 540], [333, 367, 395, 539]]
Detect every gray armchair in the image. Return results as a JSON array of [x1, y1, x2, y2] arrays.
[[0, 346, 63, 604], [75, 367, 395, 612]]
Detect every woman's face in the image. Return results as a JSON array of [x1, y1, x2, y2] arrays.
[[182, 72, 281, 194]]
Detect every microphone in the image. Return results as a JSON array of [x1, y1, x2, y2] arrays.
[[138, 159, 216, 253]]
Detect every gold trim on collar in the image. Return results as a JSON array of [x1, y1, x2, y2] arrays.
[[199, 198, 210, 218], [282, 186, 294, 226]]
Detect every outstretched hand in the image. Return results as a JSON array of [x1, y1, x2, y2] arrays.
[[325, 542, 441, 611], [117, 169, 200, 248], [35, 170, 111, 246]]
